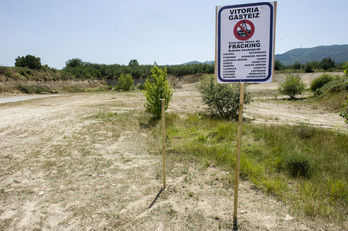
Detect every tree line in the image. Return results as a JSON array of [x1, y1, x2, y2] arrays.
[[13, 55, 345, 80], [13, 56, 214, 79], [275, 57, 345, 72], [63, 58, 215, 79]]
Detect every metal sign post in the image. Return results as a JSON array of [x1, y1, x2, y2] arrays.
[[215, 2, 276, 230]]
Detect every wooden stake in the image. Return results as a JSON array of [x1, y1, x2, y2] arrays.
[[161, 99, 166, 189], [233, 82, 245, 228]]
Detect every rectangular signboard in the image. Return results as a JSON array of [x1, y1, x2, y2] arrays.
[[215, 2, 277, 83]]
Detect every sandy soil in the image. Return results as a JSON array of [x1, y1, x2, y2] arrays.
[[0, 74, 347, 230], [244, 72, 346, 129]]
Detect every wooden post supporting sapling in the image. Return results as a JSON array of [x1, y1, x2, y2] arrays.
[[161, 99, 166, 189]]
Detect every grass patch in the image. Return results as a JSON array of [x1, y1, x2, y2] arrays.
[[165, 113, 348, 222]]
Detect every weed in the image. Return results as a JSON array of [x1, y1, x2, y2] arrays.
[[166, 204, 178, 218], [293, 125, 316, 139], [60, 86, 84, 93], [93, 110, 118, 119]]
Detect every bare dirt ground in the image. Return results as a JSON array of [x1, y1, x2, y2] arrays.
[[0, 73, 347, 230], [245, 72, 346, 130]]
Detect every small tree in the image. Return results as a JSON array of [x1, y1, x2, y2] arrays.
[[293, 61, 302, 69], [197, 75, 251, 120], [116, 73, 134, 91], [304, 63, 314, 73], [274, 60, 284, 71], [320, 57, 335, 70], [279, 75, 305, 99], [15, 55, 42, 70], [65, 58, 84, 68], [144, 66, 173, 118]]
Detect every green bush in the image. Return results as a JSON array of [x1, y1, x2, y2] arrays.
[[279, 75, 305, 99], [197, 75, 251, 120], [144, 66, 173, 118], [116, 73, 134, 91], [310, 74, 334, 92], [137, 83, 145, 90], [314, 79, 345, 97], [341, 97, 348, 125], [15, 85, 50, 94]]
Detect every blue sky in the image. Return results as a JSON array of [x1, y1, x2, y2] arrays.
[[0, 0, 347, 69]]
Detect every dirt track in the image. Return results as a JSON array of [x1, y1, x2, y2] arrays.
[[0, 75, 347, 230]]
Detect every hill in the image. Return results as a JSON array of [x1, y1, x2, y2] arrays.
[[275, 44, 348, 65], [182, 60, 214, 65], [181, 45, 348, 67]]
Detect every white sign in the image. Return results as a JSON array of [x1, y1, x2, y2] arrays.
[[216, 2, 276, 83]]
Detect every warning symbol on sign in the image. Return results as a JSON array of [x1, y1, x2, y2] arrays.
[[233, 20, 255, 41]]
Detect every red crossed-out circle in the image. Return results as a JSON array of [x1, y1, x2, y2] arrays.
[[233, 20, 255, 41]]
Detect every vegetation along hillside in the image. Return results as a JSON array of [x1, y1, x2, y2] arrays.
[[275, 44, 348, 66]]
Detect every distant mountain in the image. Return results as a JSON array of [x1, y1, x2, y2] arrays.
[[180, 44, 348, 67], [181, 60, 214, 65], [182, 61, 201, 65], [275, 44, 348, 66]]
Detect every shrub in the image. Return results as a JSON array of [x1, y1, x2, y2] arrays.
[[310, 74, 334, 92], [116, 73, 134, 91], [137, 83, 145, 90], [341, 97, 348, 125], [314, 79, 345, 97], [285, 153, 311, 178], [279, 75, 305, 99], [15, 85, 50, 94], [197, 75, 251, 120], [144, 66, 173, 118]]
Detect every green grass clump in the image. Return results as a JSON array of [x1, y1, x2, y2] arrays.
[[284, 153, 311, 178], [93, 110, 118, 119], [166, 113, 348, 222], [314, 79, 345, 97]]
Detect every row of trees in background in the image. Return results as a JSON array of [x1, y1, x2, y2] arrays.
[[12, 55, 214, 80], [13, 55, 345, 80], [275, 57, 344, 72], [63, 58, 214, 79]]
